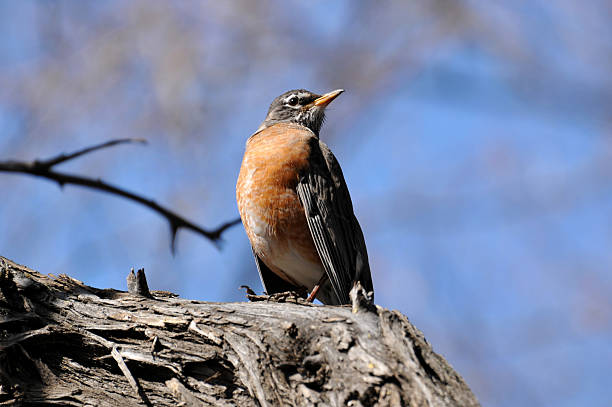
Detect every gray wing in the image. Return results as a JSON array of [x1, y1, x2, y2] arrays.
[[296, 139, 373, 305]]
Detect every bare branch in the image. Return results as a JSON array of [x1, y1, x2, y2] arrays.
[[36, 138, 148, 169], [0, 139, 241, 248]]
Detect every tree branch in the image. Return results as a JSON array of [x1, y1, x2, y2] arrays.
[[35, 138, 148, 169], [0, 256, 481, 406], [0, 139, 241, 250]]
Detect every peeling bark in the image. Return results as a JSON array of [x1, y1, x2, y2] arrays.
[[0, 257, 479, 406]]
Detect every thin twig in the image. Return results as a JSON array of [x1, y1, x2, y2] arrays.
[[0, 139, 241, 250], [36, 138, 147, 169], [111, 345, 153, 407]]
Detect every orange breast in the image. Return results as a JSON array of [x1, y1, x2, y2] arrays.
[[236, 123, 322, 286]]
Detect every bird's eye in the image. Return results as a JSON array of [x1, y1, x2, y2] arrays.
[[288, 96, 299, 106]]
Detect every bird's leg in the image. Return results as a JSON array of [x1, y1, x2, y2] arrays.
[[307, 274, 328, 303]]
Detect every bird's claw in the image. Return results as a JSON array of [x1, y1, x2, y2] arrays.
[[245, 288, 309, 304]]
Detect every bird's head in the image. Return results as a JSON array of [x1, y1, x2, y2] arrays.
[[256, 89, 344, 136]]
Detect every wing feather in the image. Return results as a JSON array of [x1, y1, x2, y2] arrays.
[[296, 139, 373, 304]]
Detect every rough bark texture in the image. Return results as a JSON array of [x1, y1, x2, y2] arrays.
[[0, 256, 480, 407]]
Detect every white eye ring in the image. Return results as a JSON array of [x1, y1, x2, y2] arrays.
[[287, 96, 299, 106]]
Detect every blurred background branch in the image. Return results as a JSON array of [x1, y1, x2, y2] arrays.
[[0, 139, 241, 250]]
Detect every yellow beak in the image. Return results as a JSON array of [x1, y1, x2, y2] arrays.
[[313, 89, 344, 107]]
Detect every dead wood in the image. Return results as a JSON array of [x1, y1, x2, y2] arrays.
[[0, 256, 480, 406]]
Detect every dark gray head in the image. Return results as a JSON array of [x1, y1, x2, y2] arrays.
[[255, 89, 344, 136]]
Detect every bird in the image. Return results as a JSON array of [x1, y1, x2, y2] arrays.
[[236, 89, 373, 305]]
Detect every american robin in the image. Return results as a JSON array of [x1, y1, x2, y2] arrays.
[[236, 89, 374, 305]]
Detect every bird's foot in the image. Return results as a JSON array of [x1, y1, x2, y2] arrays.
[[268, 289, 307, 303], [245, 288, 309, 304]]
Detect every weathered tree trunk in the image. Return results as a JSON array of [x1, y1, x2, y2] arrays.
[[0, 257, 479, 406]]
